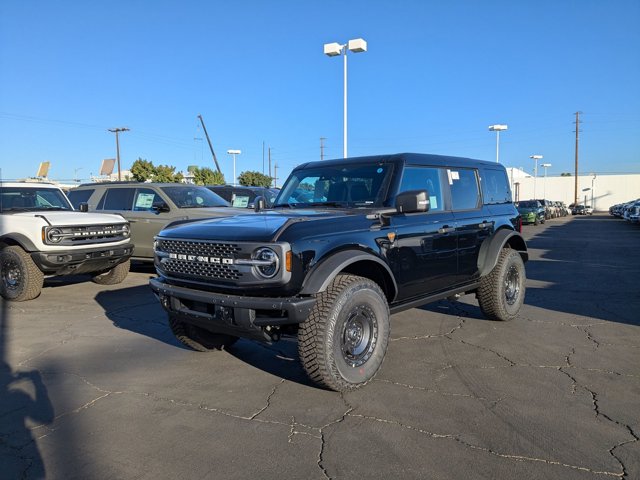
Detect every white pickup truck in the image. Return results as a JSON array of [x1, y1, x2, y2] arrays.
[[1, 182, 133, 301]]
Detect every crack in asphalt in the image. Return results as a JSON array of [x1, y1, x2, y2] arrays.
[[390, 317, 466, 341], [249, 379, 285, 420], [374, 378, 491, 400], [347, 412, 624, 477]]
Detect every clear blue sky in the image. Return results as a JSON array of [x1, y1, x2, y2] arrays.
[[1, 0, 639, 184]]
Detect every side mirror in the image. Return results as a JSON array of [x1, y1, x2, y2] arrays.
[[152, 203, 170, 213], [395, 190, 430, 214], [254, 196, 266, 212], [79, 202, 89, 212]]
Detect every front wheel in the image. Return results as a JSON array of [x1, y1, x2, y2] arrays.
[[0, 246, 44, 301], [91, 259, 130, 285], [476, 248, 526, 321], [168, 314, 238, 351], [298, 274, 390, 392]]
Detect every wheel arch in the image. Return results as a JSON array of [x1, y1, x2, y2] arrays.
[[300, 249, 397, 302], [0, 234, 37, 252], [477, 228, 528, 277]]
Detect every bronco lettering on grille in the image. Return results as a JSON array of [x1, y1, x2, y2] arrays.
[[169, 253, 234, 265]]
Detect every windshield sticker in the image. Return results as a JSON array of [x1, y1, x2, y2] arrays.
[[430, 196, 438, 209], [376, 168, 383, 173], [447, 169, 453, 185], [135, 193, 155, 208], [450, 171, 460, 180]]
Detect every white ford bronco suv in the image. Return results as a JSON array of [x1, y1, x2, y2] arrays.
[[0, 182, 133, 301]]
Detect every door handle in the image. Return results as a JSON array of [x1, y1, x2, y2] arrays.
[[478, 221, 493, 229], [438, 226, 456, 234]]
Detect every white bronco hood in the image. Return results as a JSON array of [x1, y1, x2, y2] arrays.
[[12, 211, 127, 225]]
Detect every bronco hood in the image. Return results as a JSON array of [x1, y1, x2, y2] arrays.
[[12, 211, 128, 225], [158, 209, 355, 242]]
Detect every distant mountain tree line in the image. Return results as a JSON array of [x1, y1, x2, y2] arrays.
[[130, 158, 273, 187]]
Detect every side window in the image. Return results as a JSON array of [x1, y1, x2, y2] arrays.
[[449, 168, 480, 210], [481, 168, 511, 204], [67, 189, 94, 209], [398, 167, 443, 212], [133, 188, 161, 211], [102, 188, 135, 211]]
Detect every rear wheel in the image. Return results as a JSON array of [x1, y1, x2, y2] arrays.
[[91, 260, 130, 285], [298, 274, 390, 392], [477, 248, 526, 321], [0, 246, 44, 301], [168, 314, 238, 351]]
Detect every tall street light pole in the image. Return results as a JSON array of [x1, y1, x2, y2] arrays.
[[591, 173, 596, 210], [541, 163, 552, 200], [324, 38, 367, 159], [227, 150, 241, 186], [108, 127, 129, 181], [488, 124, 508, 163], [530, 155, 543, 199]]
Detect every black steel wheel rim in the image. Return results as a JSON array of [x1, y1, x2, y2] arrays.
[[1, 258, 21, 291], [341, 305, 378, 368], [504, 265, 520, 305]]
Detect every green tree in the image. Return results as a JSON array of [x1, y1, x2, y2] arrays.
[[238, 170, 272, 188], [192, 167, 225, 185], [154, 164, 183, 183], [560, 172, 572, 177], [130, 158, 155, 182]]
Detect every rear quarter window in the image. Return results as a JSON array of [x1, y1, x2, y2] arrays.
[[481, 168, 512, 205]]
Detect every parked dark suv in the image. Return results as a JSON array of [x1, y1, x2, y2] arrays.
[[150, 153, 528, 391]]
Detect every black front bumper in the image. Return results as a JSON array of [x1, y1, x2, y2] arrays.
[[149, 277, 316, 343], [32, 245, 133, 276]]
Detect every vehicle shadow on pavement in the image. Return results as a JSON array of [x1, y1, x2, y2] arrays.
[[228, 337, 318, 388], [94, 285, 184, 349], [93, 285, 318, 387], [523, 215, 640, 326], [0, 299, 55, 479]]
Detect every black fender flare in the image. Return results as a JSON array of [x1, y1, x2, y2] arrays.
[[0, 233, 38, 252], [477, 229, 528, 277], [300, 249, 398, 300]]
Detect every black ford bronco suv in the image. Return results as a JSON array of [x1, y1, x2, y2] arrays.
[[150, 153, 527, 391]]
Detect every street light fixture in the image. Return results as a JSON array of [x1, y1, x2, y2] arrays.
[[323, 38, 368, 158], [488, 124, 508, 163], [590, 173, 597, 210], [530, 155, 543, 198], [227, 150, 241, 186], [74, 167, 83, 183], [540, 163, 551, 200]]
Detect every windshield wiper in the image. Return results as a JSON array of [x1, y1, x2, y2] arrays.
[[304, 201, 349, 208]]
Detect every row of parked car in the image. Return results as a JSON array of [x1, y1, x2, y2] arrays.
[[516, 199, 572, 225], [609, 199, 640, 223]]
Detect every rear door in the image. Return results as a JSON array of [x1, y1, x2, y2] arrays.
[[449, 167, 490, 284]]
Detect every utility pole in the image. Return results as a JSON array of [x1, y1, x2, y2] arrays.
[[268, 147, 272, 185], [273, 163, 278, 188], [197, 114, 222, 174], [320, 137, 326, 161], [574, 111, 582, 206], [262, 141, 265, 174], [108, 127, 129, 181]]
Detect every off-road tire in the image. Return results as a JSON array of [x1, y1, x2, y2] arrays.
[[0, 246, 44, 301], [298, 274, 390, 392], [168, 314, 238, 351], [91, 259, 130, 285], [477, 247, 526, 321]]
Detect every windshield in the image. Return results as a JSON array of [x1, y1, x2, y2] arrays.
[[0, 186, 73, 212], [518, 201, 539, 209], [274, 163, 393, 208], [160, 185, 230, 208]]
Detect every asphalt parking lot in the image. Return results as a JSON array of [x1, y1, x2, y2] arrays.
[[1, 214, 639, 480]]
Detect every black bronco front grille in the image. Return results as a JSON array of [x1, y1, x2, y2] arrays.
[[156, 239, 243, 281]]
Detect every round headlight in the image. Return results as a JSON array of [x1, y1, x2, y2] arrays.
[[122, 224, 130, 237], [254, 247, 279, 279], [46, 227, 63, 243]]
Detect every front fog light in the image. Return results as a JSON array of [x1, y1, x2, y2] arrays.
[[254, 247, 279, 278]]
